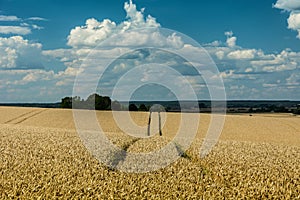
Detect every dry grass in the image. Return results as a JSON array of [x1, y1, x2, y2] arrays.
[[0, 106, 300, 199]]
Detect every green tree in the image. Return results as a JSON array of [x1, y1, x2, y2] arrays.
[[129, 104, 138, 111], [72, 96, 83, 109], [111, 100, 122, 111], [138, 104, 148, 111], [86, 93, 111, 110], [61, 97, 72, 108], [61, 96, 83, 109]]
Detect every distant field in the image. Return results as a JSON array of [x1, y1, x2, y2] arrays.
[[0, 106, 300, 199]]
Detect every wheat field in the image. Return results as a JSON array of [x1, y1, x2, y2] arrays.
[[0, 106, 300, 199]]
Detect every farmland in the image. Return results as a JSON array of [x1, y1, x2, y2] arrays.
[[0, 106, 300, 199]]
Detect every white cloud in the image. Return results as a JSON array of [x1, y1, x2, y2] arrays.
[[263, 83, 277, 88], [0, 26, 31, 35], [4, 69, 54, 85], [288, 13, 300, 30], [225, 31, 233, 37], [42, 48, 74, 60], [215, 51, 225, 60], [20, 22, 29, 27], [0, 15, 46, 36], [67, 18, 117, 48], [245, 68, 253, 73], [250, 50, 300, 73], [0, 47, 17, 68], [226, 36, 237, 48], [54, 67, 83, 86], [19, 70, 54, 85], [224, 31, 237, 47], [166, 33, 184, 48], [20, 22, 44, 30], [286, 72, 300, 85], [206, 33, 300, 76], [274, 0, 300, 11], [275, 0, 300, 39], [287, 12, 300, 38], [32, 24, 43, 30], [67, 0, 161, 48], [204, 31, 300, 100], [209, 40, 221, 47], [251, 56, 282, 66], [0, 15, 21, 21], [227, 49, 256, 60], [113, 63, 127, 73], [27, 17, 47, 21], [0, 36, 42, 69], [219, 70, 234, 79], [124, 0, 145, 24], [56, 67, 83, 77]]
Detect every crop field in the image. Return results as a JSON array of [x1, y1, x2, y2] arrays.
[[0, 106, 300, 199]]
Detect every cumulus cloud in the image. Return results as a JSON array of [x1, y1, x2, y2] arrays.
[[288, 12, 300, 29], [206, 32, 300, 73], [227, 49, 256, 60], [12, 70, 54, 85], [67, 18, 117, 47], [67, 0, 161, 48], [274, 0, 300, 11], [245, 68, 253, 73], [204, 31, 300, 99], [54, 0, 183, 65], [0, 36, 43, 69], [262, 63, 297, 73], [286, 72, 300, 86], [215, 51, 225, 60], [226, 36, 237, 48], [274, 0, 300, 39], [287, 12, 300, 38], [225, 31, 237, 47]]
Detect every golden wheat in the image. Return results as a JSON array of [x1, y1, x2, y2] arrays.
[[0, 107, 299, 199]]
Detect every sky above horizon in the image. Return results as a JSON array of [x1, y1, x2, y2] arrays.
[[0, 0, 299, 102]]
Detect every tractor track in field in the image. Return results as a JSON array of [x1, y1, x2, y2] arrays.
[[109, 138, 141, 170], [281, 120, 300, 132], [4, 109, 48, 125], [107, 137, 193, 171]]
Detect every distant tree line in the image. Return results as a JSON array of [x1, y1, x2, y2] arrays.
[[294, 105, 300, 115], [128, 103, 149, 111], [61, 96, 300, 114], [249, 105, 287, 113], [61, 93, 151, 111]]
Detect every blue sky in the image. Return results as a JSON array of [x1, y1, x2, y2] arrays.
[[0, 0, 299, 102]]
